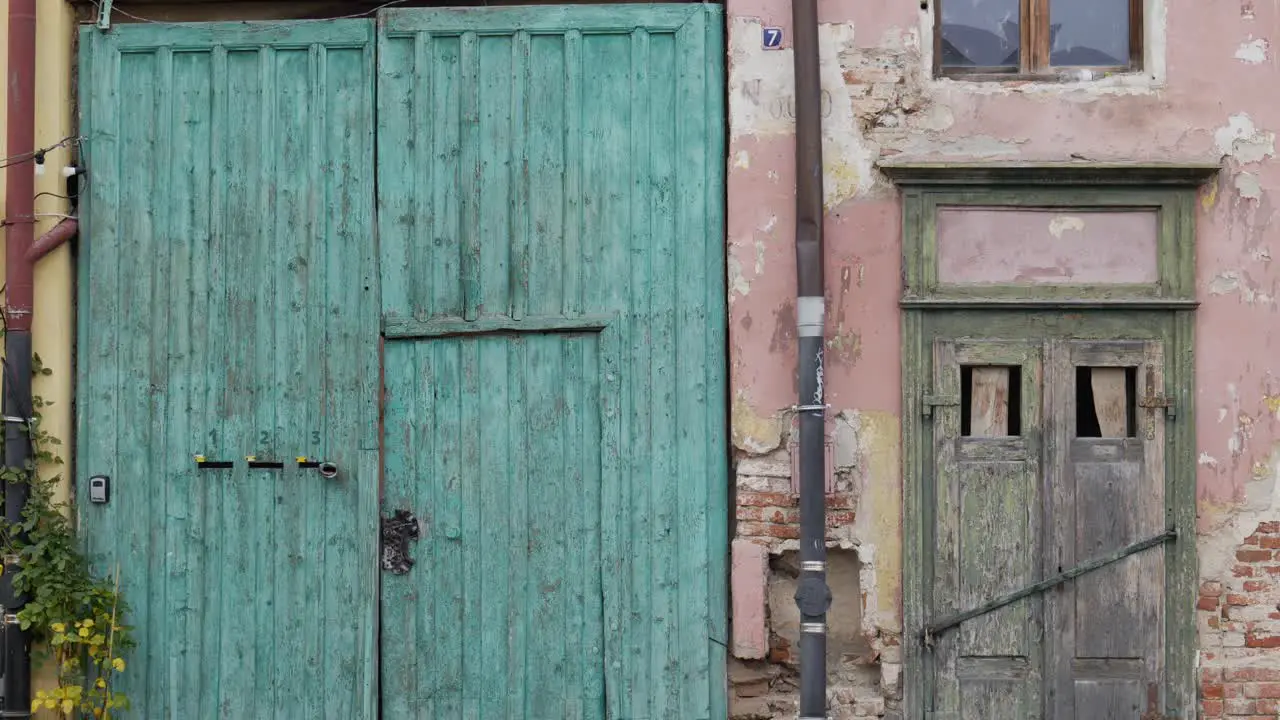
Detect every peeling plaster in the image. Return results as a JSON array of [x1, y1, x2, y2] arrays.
[[1236, 37, 1269, 64], [1214, 113, 1276, 164], [729, 18, 878, 207], [1200, 443, 1280, 570], [1235, 171, 1263, 201], [1048, 215, 1086, 238], [728, 253, 751, 302], [836, 409, 903, 637], [731, 392, 785, 455], [1207, 270, 1276, 305]]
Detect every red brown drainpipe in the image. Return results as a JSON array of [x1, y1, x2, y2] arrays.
[[6, 0, 37, 331], [27, 218, 78, 264], [4, 0, 38, 712]]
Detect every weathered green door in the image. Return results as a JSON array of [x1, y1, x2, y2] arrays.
[[923, 333, 1172, 719], [77, 21, 380, 718], [376, 5, 728, 719]]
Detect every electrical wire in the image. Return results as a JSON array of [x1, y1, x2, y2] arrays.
[[0, 136, 81, 172], [92, 0, 412, 25]]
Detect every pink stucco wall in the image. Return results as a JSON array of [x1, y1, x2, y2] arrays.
[[727, 0, 1280, 527], [726, 0, 1280, 716]]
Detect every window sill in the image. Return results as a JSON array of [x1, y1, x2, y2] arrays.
[[937, 67, 1137, 84]]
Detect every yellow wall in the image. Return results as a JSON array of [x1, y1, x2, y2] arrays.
[[0, 0, 80, 712]]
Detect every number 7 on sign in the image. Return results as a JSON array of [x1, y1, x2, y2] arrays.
[[763, 27, 783, 49]]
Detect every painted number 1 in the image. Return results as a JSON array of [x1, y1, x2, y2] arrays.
[[763, 27, 783, 49]]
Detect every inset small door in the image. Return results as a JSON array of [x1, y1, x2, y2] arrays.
[[924, 338, 1172, 720]]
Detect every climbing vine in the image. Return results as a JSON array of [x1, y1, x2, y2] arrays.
[[0, 355, 133, 718]]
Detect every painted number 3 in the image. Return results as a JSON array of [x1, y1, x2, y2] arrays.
[[763, 27, 783, 49]]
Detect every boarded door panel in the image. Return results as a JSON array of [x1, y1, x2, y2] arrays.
[[382, 335, 605, 719], [77, 22, 378, 718], [1046, 341, 1166, 719], [376, 5, 727, 718], [930, 340, 1044, 720]]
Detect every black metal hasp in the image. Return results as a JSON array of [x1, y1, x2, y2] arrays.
[[193, 456, 326, 471], [381, 510, 422, 575], [922, 528, 1177, 647]]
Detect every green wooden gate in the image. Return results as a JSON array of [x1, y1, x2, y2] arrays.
[[77, 21, 380, 718], [78, 5, 726, 718], [376, 7, 728, 718]]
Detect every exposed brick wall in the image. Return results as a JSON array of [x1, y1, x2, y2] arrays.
[[1199, 522, 1280, 719], [731, 446, 897, 720], [735, 490, 859, 541]]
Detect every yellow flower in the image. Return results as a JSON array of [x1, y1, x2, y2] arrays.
[[78, 627, 90, 638], [111, 658, 125, 672], [96, 678, 106, 689], [50, 623, 65, 634], [82, 619, 95, 629]]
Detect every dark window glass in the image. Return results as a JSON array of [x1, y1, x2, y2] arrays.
[[940, 0, 1021, 69], [1050, 0, 1131, 67]]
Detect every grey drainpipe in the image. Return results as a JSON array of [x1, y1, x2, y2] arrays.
[[791, 0, 830, 717]]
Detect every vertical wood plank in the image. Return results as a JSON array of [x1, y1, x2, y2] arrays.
[[1090, 367, 1129, 438], [432, 35, 463, 319], [970, 367, 1010, 437], [562, 30, 583, 317], [702, 8, 730, 717], [249, 45, 277, 719], [524, 35, 566, 318], [510, 31, 530, 320], [411, 32, 434, 322], [675, 13, 711, 716], [216, 46, 258, 719], [459, 31, 482, 321], [931, 340, 961, 714], [506, 336, 530, 717], [198, 44, 229, 716], [166, 48, 212, 712], [375, 31, 416, 321], [478, 35, 513, 320], [459, 339, 484, 718], [647, 28, 679, 720], [148, 47, 176, 716]]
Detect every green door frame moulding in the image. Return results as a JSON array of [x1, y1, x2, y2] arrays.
[[885, 161, 1218, 720]]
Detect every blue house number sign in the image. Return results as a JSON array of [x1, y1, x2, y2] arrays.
[[763, 27, 783, 49]]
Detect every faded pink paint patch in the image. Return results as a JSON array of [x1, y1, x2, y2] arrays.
[[731, 539, 769, 659], [936, 208, 1159, 285], [825, 199, 901, 416], [728, 134, 799, 418]]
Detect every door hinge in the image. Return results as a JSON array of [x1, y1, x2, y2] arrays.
[[921, 394, 959, 419], [1138, 362, 1175, 439]]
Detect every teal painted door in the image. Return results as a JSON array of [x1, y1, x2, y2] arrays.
[[77, 21, 380, 718], [376, 5, 728, 719]]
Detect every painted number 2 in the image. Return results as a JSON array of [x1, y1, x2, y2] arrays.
[[763, 27, 783, 49]]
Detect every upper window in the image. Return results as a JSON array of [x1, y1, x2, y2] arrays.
[[935, 0, 1143, 80]]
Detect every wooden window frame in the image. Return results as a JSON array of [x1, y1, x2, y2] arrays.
[[934, 0, 1145, 81], [885, 163, 1219, 720]]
